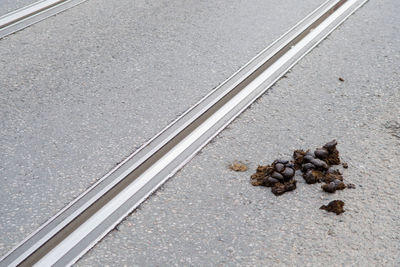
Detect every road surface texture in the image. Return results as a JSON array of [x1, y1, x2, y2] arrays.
[[0, 0, 39, 17], [0, 0, 325, 256], [78, 0, 400, 266]]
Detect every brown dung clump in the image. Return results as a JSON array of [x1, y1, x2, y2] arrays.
[[295, 140, 346, 193], [321, 179, 346, 193], [249, 140, 356, 214], [293, 150, 306, 170], [320, 200, 345, 215], [346, 183, 356, 189], [250, 160, 296, 196], [230, 162, 248, 172], [271, 179, 297, 196]]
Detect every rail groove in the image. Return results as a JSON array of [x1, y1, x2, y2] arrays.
[[0, 0, 368, 266], [0, 0, 87, 39]]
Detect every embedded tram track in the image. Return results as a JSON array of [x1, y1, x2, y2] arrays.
[[0, 0, 87, 39], [0, 0, 368, 265]]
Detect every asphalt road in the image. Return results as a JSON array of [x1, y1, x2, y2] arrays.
[[77, 0, 400, 266], [0, 0, 326, 257], [0, 0, 39, 17]]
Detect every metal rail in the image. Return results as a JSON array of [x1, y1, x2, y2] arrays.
[[0, 0, 87, 39], [0, 0, 368, 266]]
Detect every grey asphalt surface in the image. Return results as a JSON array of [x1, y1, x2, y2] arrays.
[[77, 0, 400, 266], [0, 0, 326, 257], [0, 0, 39, 17]]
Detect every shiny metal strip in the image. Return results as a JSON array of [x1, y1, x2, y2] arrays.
[[0, 0, 87, 39]]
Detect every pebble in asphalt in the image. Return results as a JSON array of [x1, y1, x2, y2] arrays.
[[0, 0, 326, 256], [77, 0, 400, 266]]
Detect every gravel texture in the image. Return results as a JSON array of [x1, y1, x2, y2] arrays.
[[77, 0, 400, 266], [0, 0, 325, 257]]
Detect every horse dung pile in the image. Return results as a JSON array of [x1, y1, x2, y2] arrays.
[[250, 140, 354, 215]]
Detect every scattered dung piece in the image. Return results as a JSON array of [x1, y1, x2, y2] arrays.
[[314, 148, 329, 159], [321, 179, 345, 193], [342, 162, 348, 168], [310, 158, 329, 170], [305, 150, 316, 157], [275, 159, 289, 164], [338, 77, 345, 82], [322, 171, 343, 183], [322, 140, 341, 165], [275, 163, 285, 172], [303, 154, 315, 163], [303, 169, 324, 184], [302, 163, 315, 172], [334, 179, 346, 190], [296, 140, 343, 185], [297, 141, 339, 171], [327, 167, 341, 174], [266, 177, 280, 185], [346, 183, 356, 189], [293, 149, 306, 170], [325, 149, 340, 165], [230, 162, 248, 172], [250, 165, 273, 186], [321, 182, 336, 193], [250, 160, 296, 196], [271, 180, 297, 196], [323, 140, 338, 151], [249, 140, 354, 212], [320, 200, 345, 215], [282, 167, 295, 179], [272, 171, 284, 181]]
